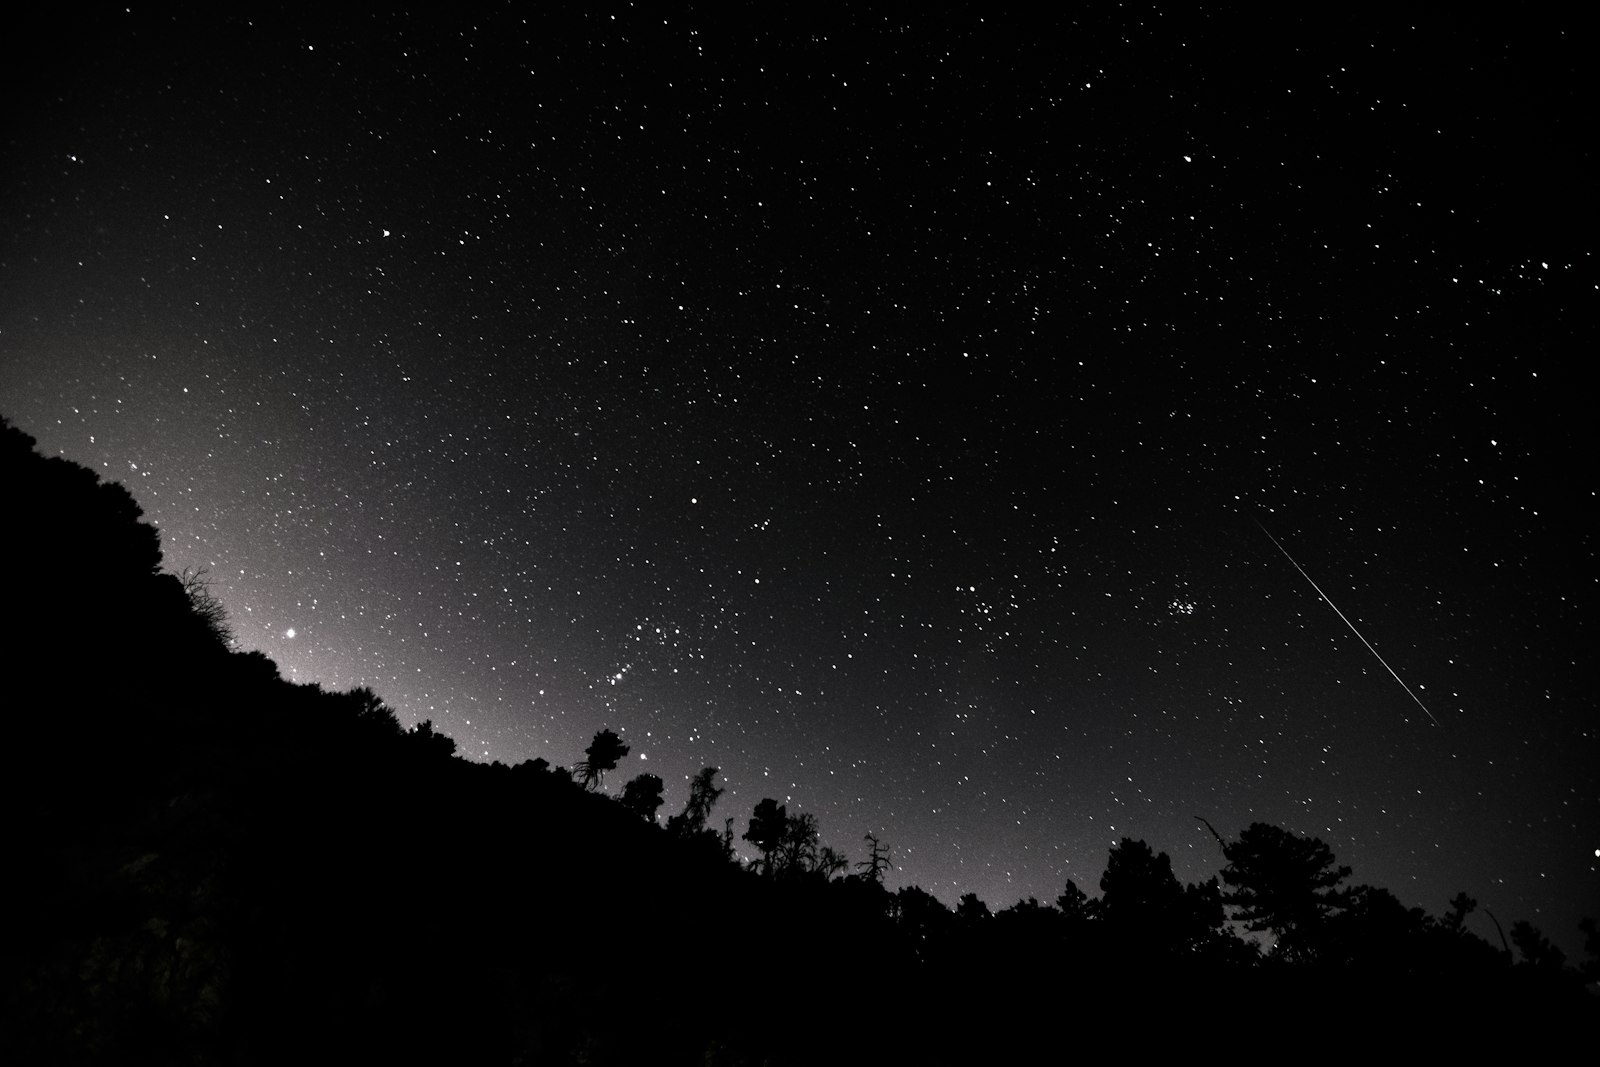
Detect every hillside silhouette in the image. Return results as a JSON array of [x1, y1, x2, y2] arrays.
[[1, 416, 1593, 1064]]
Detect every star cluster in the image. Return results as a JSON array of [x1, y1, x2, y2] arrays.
[[2, 9, 1591, 952]]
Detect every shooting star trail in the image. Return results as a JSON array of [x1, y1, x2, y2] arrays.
[[1255, 520, 1441, 728]]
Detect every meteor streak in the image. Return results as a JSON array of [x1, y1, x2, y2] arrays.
[[1255, 520, 1441, 728]]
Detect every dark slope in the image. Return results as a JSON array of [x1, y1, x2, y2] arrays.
[[1, 417, 1592, 1064]]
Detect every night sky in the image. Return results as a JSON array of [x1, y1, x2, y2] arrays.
[[3, 9, 1593, 952]]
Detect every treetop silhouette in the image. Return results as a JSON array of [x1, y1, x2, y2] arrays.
[[744, 798, 787, 876], [1216, 822, 1352, 961], [620, 773, 665, 821], [667, 766, 724, 838], [576, 728, 629, 790]]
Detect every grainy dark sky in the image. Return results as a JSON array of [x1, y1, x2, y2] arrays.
[[3, 7, 1592, 952]]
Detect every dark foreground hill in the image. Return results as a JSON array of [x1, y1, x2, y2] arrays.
[[1, 417, 1593, 1064]]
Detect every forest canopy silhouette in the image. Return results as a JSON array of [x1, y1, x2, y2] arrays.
[[0, 415, 1593, 1064]]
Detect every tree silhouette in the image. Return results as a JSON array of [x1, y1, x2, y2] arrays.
[[814, 844, 849, 880], [737, 802, 847, 880], [956, 892, 990, 922], [576, 728, 629, 790], [1100, 838, 1224, 958], [177, 566, 234, 648], [1327, 882, 1481, 975], [1510, 920, 1567, 970], [1218, 822, 1351, 961], [1056, 879, 1098, 925], [777, 811, 822, 878], [351, 686, 402, 729], [667, 766, 724, 837], [892, 886, 953, 957], [1100, 838, 1183, 924], [620, 773, 665, 821], [407, 719, 458, 759], [1443, 891, 1477, 933], [1580, 917, 1600, 982], [743, 798, 787, 876], [857, 833, 892, 884]]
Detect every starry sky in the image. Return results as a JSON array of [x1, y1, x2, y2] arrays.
[[2, 8, 1593, 951]]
